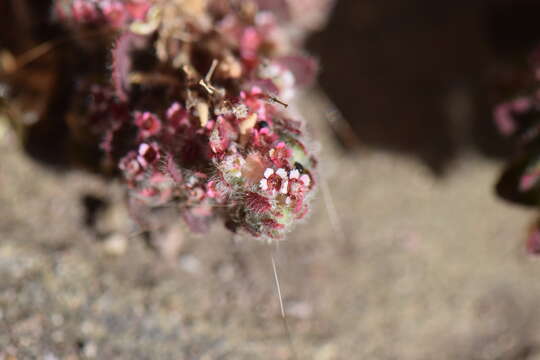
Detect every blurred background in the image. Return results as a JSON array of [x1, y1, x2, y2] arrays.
[[310, 0, 540, 173], [3, 0, 540, 359]]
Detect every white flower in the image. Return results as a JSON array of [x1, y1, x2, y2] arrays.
[[264, 168, 274, 178], [276, 168, 288, 179], [300, 174, 311, 186]]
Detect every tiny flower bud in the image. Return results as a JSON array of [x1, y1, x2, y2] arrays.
[[135, 111, 162, 139]]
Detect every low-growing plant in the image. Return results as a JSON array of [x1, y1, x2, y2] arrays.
[[2, 0, 335, 241], [494, 49, 540, 253]]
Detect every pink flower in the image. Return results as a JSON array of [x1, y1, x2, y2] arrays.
[[494, 97, 534, 137], [166, 102, 189, 131], [259, 167, 289, 196], [269, 142, 292, 167], [119, 151, 142, 179], [134, 112, 162, 139], [71, 0, 100, 23], [240, 27, 262, 64], [101, 1, 127, 28], [250, 127, 278, 153], [125, 1, 151, 20]]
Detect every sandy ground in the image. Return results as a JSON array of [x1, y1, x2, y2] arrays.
[[2, 87, 540, 359]]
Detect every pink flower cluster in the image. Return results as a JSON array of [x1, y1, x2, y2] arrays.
[[494, 50, 540, 253], [494, 93, 540, 193], [56, 0, 320, 240], [54, 0, 150, 28]]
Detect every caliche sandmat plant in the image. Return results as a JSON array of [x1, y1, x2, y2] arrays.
[[49, 0, 323, 240]]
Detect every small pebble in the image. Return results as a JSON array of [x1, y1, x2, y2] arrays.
[[83, 342, 97, 358], [103, 233, 127, 256], [179, 255, 202, 274], [43, 353, 59, 360]]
